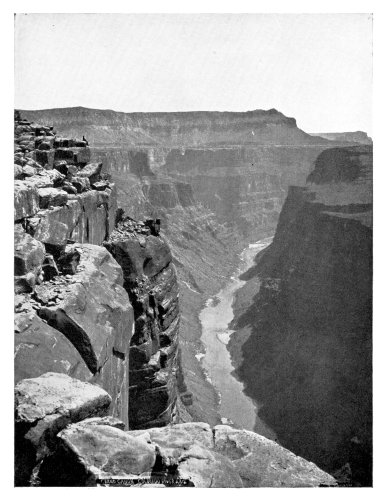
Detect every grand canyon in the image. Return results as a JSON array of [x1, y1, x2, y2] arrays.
[[14, 105, 372, 487]]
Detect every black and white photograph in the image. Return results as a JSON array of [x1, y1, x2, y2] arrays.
[[9, 5, 379, 490]]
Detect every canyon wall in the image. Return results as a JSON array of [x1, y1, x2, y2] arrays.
[[22, 107, 352, 426], [22, 107, 331, 146], [14, 115, 134, 429], [229, 145, 373, 486], [310, 131, 372, 145], [14, 113, 183, 486]]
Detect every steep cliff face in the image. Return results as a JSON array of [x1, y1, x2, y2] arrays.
[[104, 218, 180, 429], [14, 113, 181, 437], [14, 114, 134, 430], [230, 146, 372, 485]]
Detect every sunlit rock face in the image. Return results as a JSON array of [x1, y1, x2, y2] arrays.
[[22, 107, 329, 146], [14, 113, 133, 432], [230, 146, 373, 486], [15, 384, 337, 488]]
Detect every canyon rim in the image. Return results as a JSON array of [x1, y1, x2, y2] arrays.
[[13, 13, 373, 488]]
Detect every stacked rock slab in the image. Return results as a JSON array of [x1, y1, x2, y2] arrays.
[[14, 113, 133, 431], [104, 217, 180, 429], [14, 113, 117, 246], [15, 378, 335, 489], [15, 373, 112, 486]]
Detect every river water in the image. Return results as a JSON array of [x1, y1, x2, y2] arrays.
[[199, 237, 276, 436]]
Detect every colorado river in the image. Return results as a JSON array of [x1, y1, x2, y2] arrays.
[[199, 237, 275, 433]]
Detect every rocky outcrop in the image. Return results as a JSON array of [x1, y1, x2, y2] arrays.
[[104, 217, 180, 429], [14, 243, 133, 426], [33, 244, 134, 423], [14, 114, 133, 431], [14, 115, 116, 246], [15, 373, 111, 485], [29, 410, 336, 487], [230, 145, 373, 486]]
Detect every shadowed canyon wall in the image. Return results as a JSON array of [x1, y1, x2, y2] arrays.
[[229, 146, 373, 486]]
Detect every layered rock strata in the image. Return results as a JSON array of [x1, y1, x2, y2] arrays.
[[104, 217, 180, 429], [14, 115, 134, 430], [22, 107, 331, 146], [230, 146, 373, 486]]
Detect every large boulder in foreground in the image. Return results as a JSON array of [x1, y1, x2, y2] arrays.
[[34, 421, 336, 487], [39, 419, 157, 486], [15, 373, 111, 486]]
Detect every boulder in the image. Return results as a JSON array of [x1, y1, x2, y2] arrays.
[[22, 165, 36, 177], [14, 164, 23, 179], [14, 225, 45, 292], [14, 180, 39, 220], [61, 180, 78, 194], [105, 234, 172, 284], [14, 154, 28, 166], [78, 162, 103, 184], [23, 175, 54, 189], [39, 421, 156, 486], [35, 149, 55, 168], [91, 180, 109, 191], [27, 213, 70, 247], [53, 160, 69, 175], [45, 168, 65, 187], [38, 187, 68, 209], [15, 373, 111, 486], [72, 176, 90, 193], [213, 425, 337, 487]]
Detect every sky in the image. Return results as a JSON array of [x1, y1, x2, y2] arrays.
[[14, 13, 372, 133]]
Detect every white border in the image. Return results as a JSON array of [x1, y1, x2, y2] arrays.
[[2, 2, 384, 499]]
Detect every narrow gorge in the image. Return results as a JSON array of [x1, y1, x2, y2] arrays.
[[14, 107, 371, 487]]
